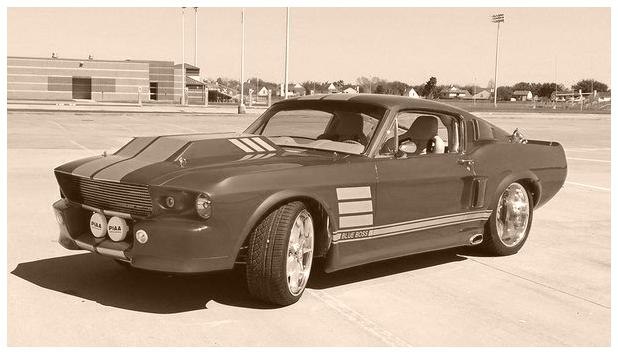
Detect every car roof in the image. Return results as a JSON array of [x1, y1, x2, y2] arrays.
[[274, 93, 474, 117]]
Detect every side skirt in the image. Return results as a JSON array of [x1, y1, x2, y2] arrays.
[[323, 216, 488, 273]]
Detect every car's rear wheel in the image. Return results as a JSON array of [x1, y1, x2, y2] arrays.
[[246, 201, 314, 306], [483, 182, 533, 256]]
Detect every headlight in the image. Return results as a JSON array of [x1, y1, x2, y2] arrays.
[[195, 193, 213, 219]]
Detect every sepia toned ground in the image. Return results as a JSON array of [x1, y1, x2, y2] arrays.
[[7, 109, 610, 346]]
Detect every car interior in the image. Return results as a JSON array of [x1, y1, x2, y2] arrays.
[[379, 112, 459, 156], [317, 111, 369, 146]]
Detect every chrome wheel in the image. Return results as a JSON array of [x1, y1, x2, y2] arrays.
[[286, 210, 314, 296], [495, 183, 530, 247]]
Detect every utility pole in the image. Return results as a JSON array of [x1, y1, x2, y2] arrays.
[[284, 7, 290, 99], [181, 7, 186, 105], [553, 56, 557, 110], [194, 7, 198, 66], [238, 8, 246, 114], [491, 13, 504, 108]]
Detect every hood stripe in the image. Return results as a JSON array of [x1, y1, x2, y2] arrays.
[[240, 138, 265, 152], [93, 137, 189, 181], [252, 137, 277, 151], [71, 137, 157, 178], [229, 139, 254, 153]]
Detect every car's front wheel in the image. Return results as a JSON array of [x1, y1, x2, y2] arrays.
[[483, 182, 533, 256], [246, 201, 314, 306]]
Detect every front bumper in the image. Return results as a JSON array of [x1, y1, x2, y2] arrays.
[[53, 199, 234, 273]]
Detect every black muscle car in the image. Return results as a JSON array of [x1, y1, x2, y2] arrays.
[[53, 94, 567, 305]]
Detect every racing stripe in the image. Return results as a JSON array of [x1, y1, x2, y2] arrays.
[[336, 186, 372, 200], [332, 210, 493, 243], [338, 200, 373, 214], [251, 137, 277, 151], [240, 138, 265, 152], [339, 214, 374, 228], [71, 137, 157, 178], [93, 137, 189, 181], [229, 139, 254, 152]]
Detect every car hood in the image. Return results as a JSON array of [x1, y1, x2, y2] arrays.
[[55, 132, 340, 189]]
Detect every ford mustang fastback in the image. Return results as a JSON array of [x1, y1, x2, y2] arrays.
[[53, 94, 567, 305]]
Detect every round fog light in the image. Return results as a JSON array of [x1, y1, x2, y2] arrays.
[[135, 229, 148, 244], [165, 196, 175, 208], [107, 216, 129, 242]]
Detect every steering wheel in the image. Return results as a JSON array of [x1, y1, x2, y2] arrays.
[[342, 139, 363, 146]]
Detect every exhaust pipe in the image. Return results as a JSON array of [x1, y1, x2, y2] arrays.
[[469, 233, 484, 245]]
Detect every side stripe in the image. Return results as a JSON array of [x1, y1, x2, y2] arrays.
[[252, 137, 277, 151], [229, 139, 254, 153], [336, 186, 372, 200], [240, 138, 265, 152], [338, 200, 373, 215], [332, 210, 492, 243], [339, 214, 374, 228]]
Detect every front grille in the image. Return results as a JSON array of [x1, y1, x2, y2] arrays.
[[57, 173, 153, 217]]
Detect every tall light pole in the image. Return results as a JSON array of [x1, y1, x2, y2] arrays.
[[194, 7, 198, 66], [181, 7, 186, 105], [491, 13, 504, 108], [238, 8, 246, 114], [284, 7, 290, 99]]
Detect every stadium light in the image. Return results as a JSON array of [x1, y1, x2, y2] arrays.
[[491, 13, 504, 108], [194, 7, 198, 66], [284, 8, 290, 99], [239, 8, 246, 114], [181, 7, 186, 106]]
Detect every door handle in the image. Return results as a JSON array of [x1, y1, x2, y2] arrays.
[[458, 158, 477, 176], [458, 159, 475, 165]]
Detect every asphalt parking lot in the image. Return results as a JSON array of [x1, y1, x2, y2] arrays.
[[7, 110, 610, 346]]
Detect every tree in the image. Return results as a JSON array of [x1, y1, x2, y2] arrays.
[[512, 82, 533, 92], [537, 82, 564, 98], [421, 77, 438, 99], [386, 81, 409, 96], [496, 86, 513, 101], [572, 79, 608, 93], [375, 84, 385, 94]]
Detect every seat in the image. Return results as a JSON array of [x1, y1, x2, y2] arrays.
[[317, 111, 368, 145], [380, 115, 440, 155]]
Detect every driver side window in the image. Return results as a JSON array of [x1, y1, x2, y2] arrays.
[[379, 111, 459, 156]]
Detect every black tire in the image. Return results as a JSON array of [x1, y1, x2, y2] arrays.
[[245, 201, 313, 306], [482, 182, 534, 256]]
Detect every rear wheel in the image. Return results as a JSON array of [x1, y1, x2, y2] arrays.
[[246, 201, 314, 306], [483, 182, 533, 256]]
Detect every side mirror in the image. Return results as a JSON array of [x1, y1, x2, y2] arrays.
[[510, 128, 527, 144], [399, 141, 417, 155]]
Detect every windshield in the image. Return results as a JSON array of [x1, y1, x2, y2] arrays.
[[246, 102, 387, 155]]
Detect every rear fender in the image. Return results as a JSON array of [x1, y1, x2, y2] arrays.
[[491, 170, 542, 209]]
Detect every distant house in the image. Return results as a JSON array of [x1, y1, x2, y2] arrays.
[[512, 90, 533, 101], [343, 87, 358, 94], [439, 86, 471, 99], [463, 89, 491, 100], [292, 83, 306, 96], [405, 88, 419, 98], [595, 91, 611, 102], [327, 83, 338, 93], [257, 86, 269, 97]]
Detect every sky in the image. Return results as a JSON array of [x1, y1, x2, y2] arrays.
[[7, 7, 611, 88]]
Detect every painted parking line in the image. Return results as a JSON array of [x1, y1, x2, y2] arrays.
[[567, 157, 610, 163], [566, 181, 610, 192], [49, 120, 92, 152], [564, 147, 610, 152]]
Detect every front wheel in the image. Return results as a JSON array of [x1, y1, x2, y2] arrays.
[[483, 182, 533, 256], [246, 202, 314, 306]]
